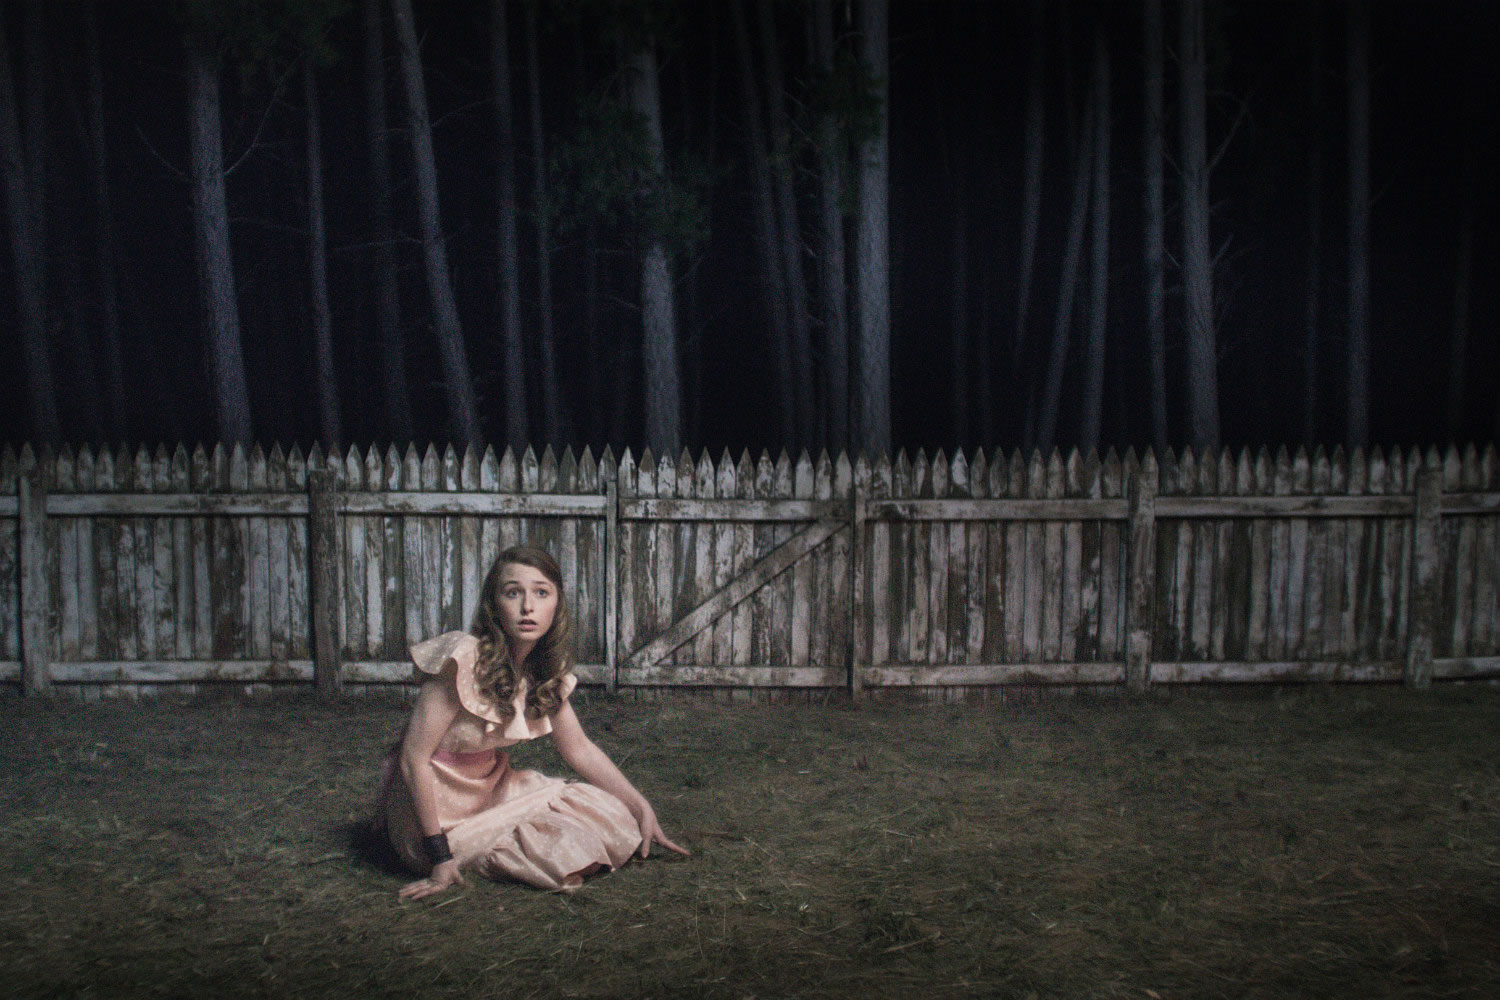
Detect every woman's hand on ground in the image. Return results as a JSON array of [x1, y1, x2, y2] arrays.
[[399, 859, 465, 901], [634, 801, 690, 859]]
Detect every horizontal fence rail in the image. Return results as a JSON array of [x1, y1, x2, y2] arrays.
[[1, 441, 1497, 701]]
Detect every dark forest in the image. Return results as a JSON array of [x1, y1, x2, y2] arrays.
[[1, 0, 1496, 457]]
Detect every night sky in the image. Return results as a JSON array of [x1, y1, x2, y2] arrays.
[[1, 0, 1496, 455]]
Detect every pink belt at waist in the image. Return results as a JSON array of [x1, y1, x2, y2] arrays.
[[432, 746, 503, 767]]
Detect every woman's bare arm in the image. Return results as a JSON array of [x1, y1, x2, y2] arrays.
[[550, 701, 689, 858], [396, 665, 466, 899]]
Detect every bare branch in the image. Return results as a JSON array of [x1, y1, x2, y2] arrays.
[[134, 124, 189, 183], [224, 56, 301, 178], [1211, 234, 1234, 269], [430, 97, 492, 132], [1207, 97, 1250, 176]]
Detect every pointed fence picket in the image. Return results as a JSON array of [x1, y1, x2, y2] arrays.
[[1, 442, 1497, 700]]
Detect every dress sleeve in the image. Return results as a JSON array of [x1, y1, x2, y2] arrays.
[[409, 632, 509, 724], [408, 631, 479, 678]]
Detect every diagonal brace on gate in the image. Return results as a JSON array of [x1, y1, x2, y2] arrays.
[[623, 518, 846, 670]]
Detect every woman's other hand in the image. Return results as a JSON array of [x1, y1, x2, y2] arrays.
[[549, 703, 690, 860], [634, 800, 690, 859], [399, 859, 465, 900]]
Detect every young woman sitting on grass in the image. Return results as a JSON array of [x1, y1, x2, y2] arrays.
[[372, 545, 688, 898]]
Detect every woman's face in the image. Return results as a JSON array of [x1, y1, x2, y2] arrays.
[[494, 562, 558, 653]]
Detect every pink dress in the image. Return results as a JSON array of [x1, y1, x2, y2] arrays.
[[376, 632, 642, 892]]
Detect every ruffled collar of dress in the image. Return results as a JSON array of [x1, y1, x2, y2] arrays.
[[409, 630, 524, 726]]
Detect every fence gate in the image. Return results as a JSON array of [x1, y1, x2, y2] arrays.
[[611, 450, 854, 694]]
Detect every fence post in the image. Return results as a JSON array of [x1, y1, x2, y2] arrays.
[[604, 474, 619, 694], [1404, 467, 1440, 690], [308, 468, 341, 695], [1124, 464, 1157, 693], [850, 482, 867, 701], [19, 469, 48, 695]]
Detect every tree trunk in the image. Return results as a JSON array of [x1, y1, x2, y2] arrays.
[[186, 29, 253, 444], [304, 57, 341, 449], [1345, 0, 1371, 449], [949, 170, 970, 449], [1142, 0, 1168, 453], [84, 0, 127, 439], [1014, 0, 1045, 372], [390, 0, 482, 445], [362, 0, 414, 443], [854, 0, 890, 456], [757, 0, 814, 446], [672, 41, 717, 451], [1078, 27, 1110, 454], [627, 38, 682, 455], [976, 270, 994, 444], [730, 0, 795, 444], [21, 0, 43, 288], [588, 216, 615, 443], [492, 0, 527, 449], [524, 0, 564, 444], [933, 1, 969, 450], [812, 0, 849, 452], [1302, 0, 1323, 447], [1179, 0, 1219, 452], [639, 243, 681, 455], [58, 250, 103, 441], [1446, 145, 1474, 439], [1035, 100, 1094, 455], [0, 0, 58, 443], [570, 31, 611, 444]]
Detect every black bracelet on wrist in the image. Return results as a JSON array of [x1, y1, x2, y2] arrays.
[[422, 832, 453, 866]]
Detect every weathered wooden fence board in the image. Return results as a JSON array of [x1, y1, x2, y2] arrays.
[[1, 451, 19, 669], [2, 442, 1498, 697]]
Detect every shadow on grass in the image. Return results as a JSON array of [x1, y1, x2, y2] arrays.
[[346, 818, 407, 877]]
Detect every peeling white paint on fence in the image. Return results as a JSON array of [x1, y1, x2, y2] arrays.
[[1, 441, 1497, 700]]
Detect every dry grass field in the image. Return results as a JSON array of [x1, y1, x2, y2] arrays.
[[1, 684, 1497, 999]]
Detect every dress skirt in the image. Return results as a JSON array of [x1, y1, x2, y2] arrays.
[[380, 747, 642, 892]]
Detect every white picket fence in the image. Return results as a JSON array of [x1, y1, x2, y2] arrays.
[[2, 441, 1497, 700]]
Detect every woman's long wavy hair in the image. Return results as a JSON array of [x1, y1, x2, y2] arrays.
[[470, 546, 573, 720]]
